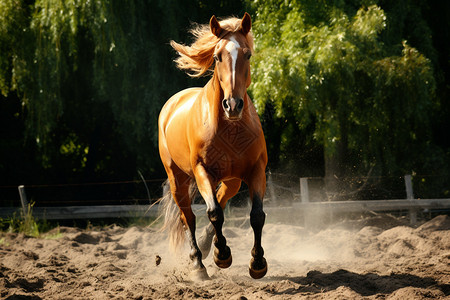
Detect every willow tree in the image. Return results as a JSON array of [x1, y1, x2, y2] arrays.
[[1, 0, 246, 182], [247, 0, 436, 192], [1, 0, 173, 179]]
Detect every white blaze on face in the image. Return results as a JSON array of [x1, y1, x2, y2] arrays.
[[225, 36, 241, 89]]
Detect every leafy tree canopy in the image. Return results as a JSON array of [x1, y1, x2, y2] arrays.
[[0, 0, 244, 183], [247, 0, 437, 177]]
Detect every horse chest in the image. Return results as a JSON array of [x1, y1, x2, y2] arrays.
[[201, 121, 260, 179]]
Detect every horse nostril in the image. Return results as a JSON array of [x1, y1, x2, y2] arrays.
[[222, 99, 230, 111], [237, 99, 244, 110]]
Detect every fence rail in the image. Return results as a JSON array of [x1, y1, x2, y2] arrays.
[[292, 198, 450, 212], [0, 204, 206, 220], [1, 199, 449, 223], [0, 175, 449, 226]]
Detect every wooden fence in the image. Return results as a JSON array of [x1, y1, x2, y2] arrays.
[[1, 175, 449, 226]]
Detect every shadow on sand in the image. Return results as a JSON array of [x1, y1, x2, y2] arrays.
[[265, 269, 449, 297]]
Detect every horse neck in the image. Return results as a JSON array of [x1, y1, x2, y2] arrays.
[[203, 70, 224, 125]]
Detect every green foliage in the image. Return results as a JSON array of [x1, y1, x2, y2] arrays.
[[0, 2, 173, 180], [43, 226, 63, 239], [21, 202, 40, 237], [0, 0, 246, 185], [22, 0, 176, 172], [248, 0, 437, 176], [0, 202, 62, 237], [0, 203, 40, 237], [0, 0, 30, 96]]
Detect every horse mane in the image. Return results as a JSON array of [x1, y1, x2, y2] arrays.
[[170, 17, 254, 77]]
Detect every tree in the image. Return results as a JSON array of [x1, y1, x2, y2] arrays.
[[0, 0, 245, 187], [247, 0, 437, 195]]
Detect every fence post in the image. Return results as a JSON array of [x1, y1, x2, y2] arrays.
[[300, 178, 309, 203], [404, 175, 417, 225], [18, 185, 29, 216], [405, 175, 414, 200], [300, 178, 311, 228]]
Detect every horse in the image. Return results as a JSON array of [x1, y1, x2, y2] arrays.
[[158, 12, 268, 280]]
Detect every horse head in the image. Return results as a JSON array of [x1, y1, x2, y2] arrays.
[[210, 13, 252, 121]]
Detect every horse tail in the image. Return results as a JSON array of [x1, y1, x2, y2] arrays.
[[160, 179, 198, 253], [159, 180, 185, 252]]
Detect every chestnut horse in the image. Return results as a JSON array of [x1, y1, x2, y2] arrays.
[[158, 13, 267, 280]]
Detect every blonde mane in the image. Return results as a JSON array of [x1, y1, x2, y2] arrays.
[[170, 17, 254, 77]]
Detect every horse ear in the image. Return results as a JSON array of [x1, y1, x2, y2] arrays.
[[210, 15, 223, 37], [241, 12, 252, 35]]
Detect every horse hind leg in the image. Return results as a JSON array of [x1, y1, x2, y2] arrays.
[[163, 172, 209, 280], [185, 181, 214, 261]]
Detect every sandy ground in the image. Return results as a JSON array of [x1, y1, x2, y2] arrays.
[[1, 213, 449, 299]]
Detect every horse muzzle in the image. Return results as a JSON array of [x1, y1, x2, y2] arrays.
[[222, 97, 244, 120]]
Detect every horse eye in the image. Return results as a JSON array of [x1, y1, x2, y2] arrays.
[[246, 52, 252, 60], [213, 54, 221, 62]]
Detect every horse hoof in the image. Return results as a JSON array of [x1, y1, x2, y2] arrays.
[[249, 257, 267, 279], [190, 268, 210, 281], [214, 253, 232, 269], [213, 247, 232, 268]]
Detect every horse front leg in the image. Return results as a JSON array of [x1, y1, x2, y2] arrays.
[[195, 165, 232, 269], [198, 178, 241, 260], [248, 164, 268, 279]]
